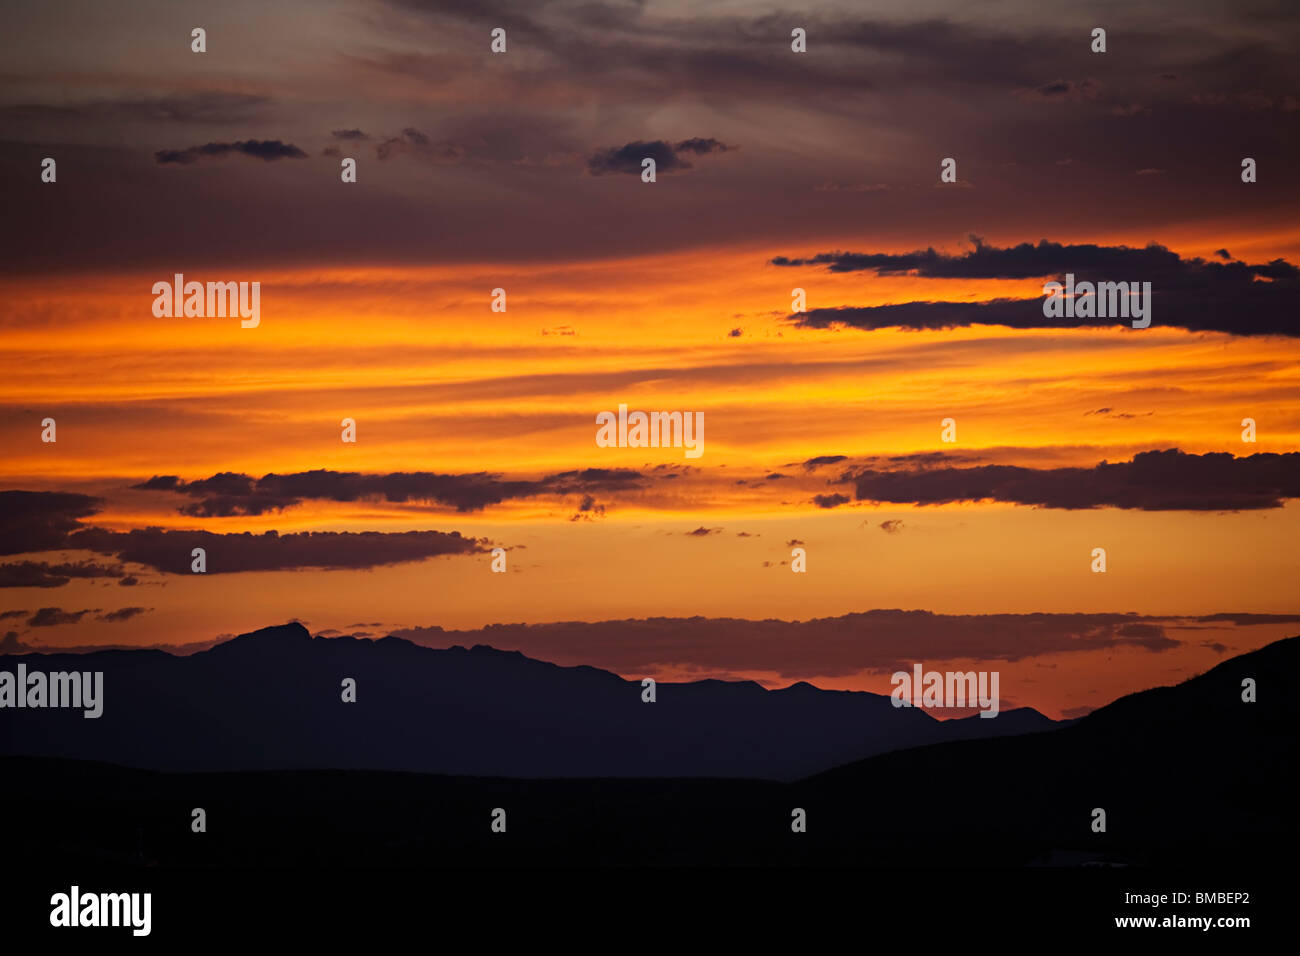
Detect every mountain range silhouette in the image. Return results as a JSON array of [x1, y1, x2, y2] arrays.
[[2, 626, 1294, 867], [1, 621, 1056, 779]]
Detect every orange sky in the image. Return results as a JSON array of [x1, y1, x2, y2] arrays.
[[4, 233, 1299, 718], [4, 234, 1297, 479], [4, 0, 1300, 720]]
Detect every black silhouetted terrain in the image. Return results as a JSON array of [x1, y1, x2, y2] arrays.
[[800, 633, 1295, 867], [1, 622, 1054, 780], [1, 630, 1294, 867]]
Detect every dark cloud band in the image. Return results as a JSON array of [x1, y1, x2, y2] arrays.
[[65, 527, 488, 574], [155, 140, 309, 165], [776, 239, 1300, 337], [834, 449, 1300, 511], [135, 467, 647, 516], [587, 138, 733, 176]]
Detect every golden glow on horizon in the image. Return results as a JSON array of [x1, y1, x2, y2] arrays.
[[3, 232, 1298, 707]]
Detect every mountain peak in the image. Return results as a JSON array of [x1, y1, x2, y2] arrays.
[[250, 621, 311, 641], [780, 680, 822, 694], [204, 622, 311, 655]]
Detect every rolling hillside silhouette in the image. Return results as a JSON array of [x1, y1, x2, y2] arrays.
[[795, 633, 1297, 866], [1, 622, 1055, 780]]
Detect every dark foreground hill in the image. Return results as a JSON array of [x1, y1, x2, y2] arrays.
[[1, 634, 1294, 868], [798, 633, 1297, 866], [1, 622, 1055, 780]]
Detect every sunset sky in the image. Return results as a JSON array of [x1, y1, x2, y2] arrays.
[[3, 0, 1299, 719]]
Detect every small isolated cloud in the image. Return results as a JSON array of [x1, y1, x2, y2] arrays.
[[26, 607, 96, 627], [586, 138, 733, 176], [331, 128, 369, 140], [1019, 78, 1099, 101], [0, 559, 127, 588], [1085, 408, 1152, 419], [802, 455, 848, 470], [96, 607, 150, 623], [375, 127, 468, 163], [880, 519, 905, 534], [570, 494, 606, 521], [686, 526, 722, 536], [812, 493, 851, 509], [155, 139, 308, 164]]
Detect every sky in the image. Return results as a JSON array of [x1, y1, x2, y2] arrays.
[[2, 0, 1299, 718]]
